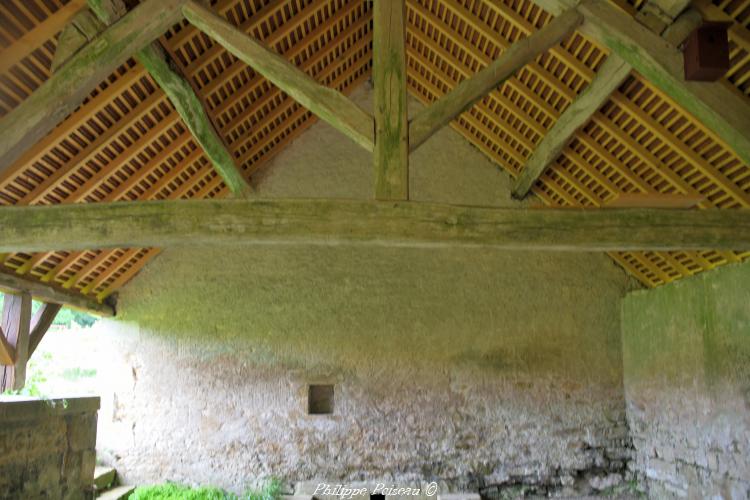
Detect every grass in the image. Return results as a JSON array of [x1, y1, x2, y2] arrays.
[[129, 478, 282, 500]]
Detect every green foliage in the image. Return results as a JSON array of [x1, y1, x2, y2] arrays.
[[1, 360, 47, 397], [61, 367, 97, 381], [128, 479, 283, 500], [52, 307, 97, 328], [129, 483, 233, 500]]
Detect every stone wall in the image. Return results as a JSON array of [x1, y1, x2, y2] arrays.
[[95, 84, 638, 495], [621, 261, 750, 499], [0, 396, 99, 499]]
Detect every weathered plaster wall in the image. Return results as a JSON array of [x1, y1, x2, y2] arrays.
[[96, 84, 636, 495], [621, 261, 750, 499]]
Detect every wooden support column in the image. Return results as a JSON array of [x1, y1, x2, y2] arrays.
[[512, 54, 632, 198], [578, 0, 750, 165], [182, 0, 375, 151], [373, 0, 408, 200], [0, 199, 748, 252], [409, 8, 583, 152], [28, 303, 63, 358], [0, 0, 186, 173], [0, 292, 32, 392], [88, 0, 252, 196]]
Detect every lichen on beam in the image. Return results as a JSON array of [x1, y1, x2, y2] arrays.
[[0, 199, 748, 253]]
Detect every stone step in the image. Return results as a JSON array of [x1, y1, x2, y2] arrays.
[[97, 485, 135, 500], [93, 466, 117, 490]]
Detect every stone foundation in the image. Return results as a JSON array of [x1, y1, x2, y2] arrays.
[[0, 396, 99, 499]]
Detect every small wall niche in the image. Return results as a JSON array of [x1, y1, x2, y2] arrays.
[[307, 384, 334, 415]]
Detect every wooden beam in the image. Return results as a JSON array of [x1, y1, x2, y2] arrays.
[[409, 8, 583, 152], [526, 0, 581, 17], [0, 0, 186, 173], [182, 0, 375, 152], [0, 270, 114, 317], [0, 292, 31, 391], [512, 54, 632, 198], [28, 303, 62, 358], [577, 0, 750, 166], [0, 199, 747, 252], [88, 0, 252, 196], [606, 193, 705, 208], [373, 0, 408, 200], [51, 9, 105, 73]]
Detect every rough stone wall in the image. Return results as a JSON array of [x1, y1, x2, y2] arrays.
[[0, 397, 99, 499], [621, 261, 750, 499], [96, 84, 637, 495]]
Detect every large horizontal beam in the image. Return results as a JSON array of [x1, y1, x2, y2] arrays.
[[182, 0, 375, 152], [409, 8, 583, 152], [0, 199, 748, 252], [0, 0, 186, 173], [578, 0, 750, 166], [0, 270, 114, 317]]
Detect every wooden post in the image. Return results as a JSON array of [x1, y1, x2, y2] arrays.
[[512, 53, 632, 198], [408, 8, 583, 152], [0, 0, 186, 173], [0, 292, 32, 392], [182, 0, 375, 152], [373, 0, 409, 200], [88, 0, 252, 196]]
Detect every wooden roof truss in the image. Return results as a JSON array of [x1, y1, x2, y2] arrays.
[[0, 0, 747, 318]]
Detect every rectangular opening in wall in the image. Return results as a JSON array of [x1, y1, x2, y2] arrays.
[[308, 384, 334, 415], [371, 495, 385, 500]]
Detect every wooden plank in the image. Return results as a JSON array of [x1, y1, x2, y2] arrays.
[[373, 0, 408, 200], [606, 193, 705, 208], [577, 0, 750, 166], [88, 0, 252, 196], [0, 270, 114, 317], [0, 0, 86, 76], [0, 199, 748, 252], [28, 303, 62, 358], [182, 0, 375, 152], [512, 54, 632, 198], [0, 0, 186, 173], [0, 329, 15, 366], [409, 8, 583, 152], [0, 292, 31, 391], [526, 0, 581, 16]]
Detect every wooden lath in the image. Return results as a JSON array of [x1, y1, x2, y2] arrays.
[[0, 0, 748, 308]]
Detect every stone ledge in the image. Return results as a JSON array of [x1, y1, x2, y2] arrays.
[[0, 396, 100, 420]]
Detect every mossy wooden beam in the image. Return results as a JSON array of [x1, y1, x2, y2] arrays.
[[88, 0, 252, 196], [526, 0, 581, 16], [578, 0, 750, 166], [182, 0, 375, 152], [0, 0, 186, 173], [51, 9, 106, 73], [0, 199, 748, 252], [409, 8, 583, 152], [373, 0, 408, 200], [512, 54, 632, 199], [0, 270, 114, 317]]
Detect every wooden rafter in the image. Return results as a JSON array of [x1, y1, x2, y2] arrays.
[[0, 269, 114, 316], [0, 0, 186, 172], [88, 0, 252, 196], [513, 53, 632, 198], [182, 0, 375, 152], [0, 199, 749, 253], [408, 8, 584, 152], [578, 0, 750, 166], [373, 0, 409, 200]]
